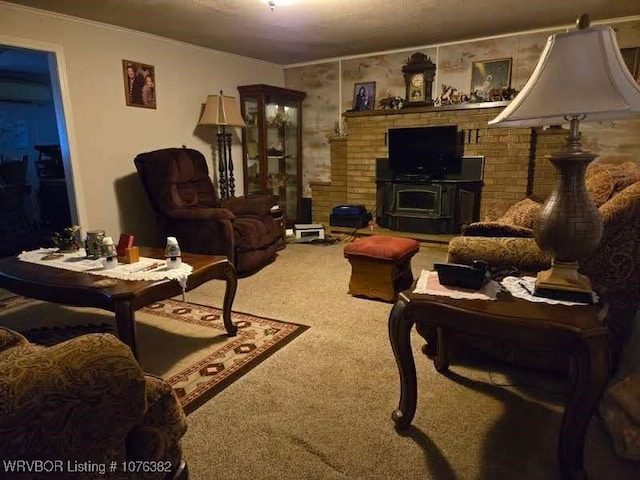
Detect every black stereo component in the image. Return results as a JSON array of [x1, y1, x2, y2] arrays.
[[300, 197, 312, 224], [388, 214, 451, 234], [331, 204, 366, 216], [330, 211, 372, 229]]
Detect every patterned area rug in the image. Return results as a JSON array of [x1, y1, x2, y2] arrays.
[[0, 295, 308, 414]]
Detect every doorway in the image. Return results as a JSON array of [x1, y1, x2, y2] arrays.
[[0, 43, 77, 256]]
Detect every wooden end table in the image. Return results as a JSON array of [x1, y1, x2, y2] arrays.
[[0, 247, 238, 360], [388, 288, 610, 480]]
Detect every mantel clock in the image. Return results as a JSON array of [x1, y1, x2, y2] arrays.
[[402, 53, 436, 107]]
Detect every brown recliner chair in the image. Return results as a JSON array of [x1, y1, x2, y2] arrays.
[[134, 147, 281, 276]]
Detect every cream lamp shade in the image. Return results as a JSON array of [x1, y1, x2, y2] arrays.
[[198, 92, 246, 128], [489, 23, 640, 128]]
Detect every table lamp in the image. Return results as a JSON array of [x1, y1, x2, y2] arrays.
[[489, 14, 640, 302], [198, 91, 246, 199]]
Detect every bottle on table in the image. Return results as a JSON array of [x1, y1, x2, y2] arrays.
[[101, 236, 118, 270], [165, 236, 182, 269]]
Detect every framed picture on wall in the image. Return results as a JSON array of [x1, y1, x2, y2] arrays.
[[470, 58, 512, 101], [352, 81, 376, 112], [122, 60, 156, 109]]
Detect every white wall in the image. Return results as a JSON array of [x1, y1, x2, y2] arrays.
[[0, 2, 284, 245]]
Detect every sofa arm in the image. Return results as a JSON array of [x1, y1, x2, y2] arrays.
[[0, 331, 147, 463], [126, 375, 188, 477], [223, 195, 273, 216], [461, 221, 534, 238], [598, 182, 640, 238], [0, 326, 29, 352], [163, 207, 236, 262], [447, 236, 552, 272], [579, 182, 640, 359]]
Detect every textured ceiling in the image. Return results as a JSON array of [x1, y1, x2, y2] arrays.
[[4, 0, 640, 65]]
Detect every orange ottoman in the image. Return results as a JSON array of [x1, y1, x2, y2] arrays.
[[343, 235, 420, 302]]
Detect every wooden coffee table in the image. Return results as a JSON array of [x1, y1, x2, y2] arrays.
[[0, 247, 238, 360], [388, 288, 610, 480]]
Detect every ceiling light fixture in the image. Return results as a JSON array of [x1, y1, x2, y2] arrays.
[[268, 0, 275, 11]]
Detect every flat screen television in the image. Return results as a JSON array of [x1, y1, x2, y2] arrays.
[[388, 125, 463, 178]]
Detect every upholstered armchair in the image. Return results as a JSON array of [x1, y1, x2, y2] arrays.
[[0, 327, 188, 480], [134, 147, 281, 276], [446, 161, 640, 370]]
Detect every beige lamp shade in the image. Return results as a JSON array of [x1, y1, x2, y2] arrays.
[[489, 24, 640, 128], [198, 92, 246, 127]]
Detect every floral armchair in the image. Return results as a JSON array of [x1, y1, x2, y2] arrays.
[[446, 161, 640, 370], [0, 327, 188, 480]]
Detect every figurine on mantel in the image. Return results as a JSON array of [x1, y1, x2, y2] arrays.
[[436, 85, 465, 106], [379, 96, 404, 110], [434, 83, 520, 106], [333, 120, 348, 138]]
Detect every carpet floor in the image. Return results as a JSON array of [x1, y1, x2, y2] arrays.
[[2, 241, 639, 479], [0, 296, 308, 414], [177, 242, 639, 480]]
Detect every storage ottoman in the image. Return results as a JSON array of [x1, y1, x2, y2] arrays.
[[343, 235, 420, 302]]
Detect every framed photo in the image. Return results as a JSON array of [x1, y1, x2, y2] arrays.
[[122, 59, 156, 109], [353, 82, 376, 112], [470, 58, 512, 100]]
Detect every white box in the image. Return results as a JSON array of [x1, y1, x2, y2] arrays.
[[294, 223, 325, 240]]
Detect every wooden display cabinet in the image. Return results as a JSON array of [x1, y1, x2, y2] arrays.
[[238, 84, 306, 226]]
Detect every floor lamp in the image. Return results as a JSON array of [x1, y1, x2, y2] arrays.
[[198, 91, 246, 199], [489, 14, 640, 302]]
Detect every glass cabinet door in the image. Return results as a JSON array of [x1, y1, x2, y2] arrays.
[[238, 85, 306, 226], [265, 96, 299, 222], [242, 97, 261, 196]]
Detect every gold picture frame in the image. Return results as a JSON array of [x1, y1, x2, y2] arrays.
[[470, 58, 512, 101], [122, 59, 156, 109]]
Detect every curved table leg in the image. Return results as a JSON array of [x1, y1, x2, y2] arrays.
[[559, 335, 610, 480], [222, 262, 238, 336], [114, 300, 138, 359], [388, 295, 417, 429]]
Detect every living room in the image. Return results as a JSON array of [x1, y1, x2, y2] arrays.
[[1, 1, 640, 479]]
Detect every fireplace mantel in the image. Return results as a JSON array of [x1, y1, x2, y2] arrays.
[[311, 102, 565, 231], [343, 100, 510, 119]]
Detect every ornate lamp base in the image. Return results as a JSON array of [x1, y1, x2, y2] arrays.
[[532, 118, 602, 304], [534, 261, 594, 303]]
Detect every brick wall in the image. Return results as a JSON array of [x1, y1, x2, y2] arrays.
[[311, 103, 567, 225], [531, 127, 567, 198], [309, 138, 347, 225]]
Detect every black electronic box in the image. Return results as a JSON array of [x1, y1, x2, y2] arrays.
[[330, 205, 372, 228]]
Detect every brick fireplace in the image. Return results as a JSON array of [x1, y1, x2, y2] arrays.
[[310, 101, 566, 228]]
